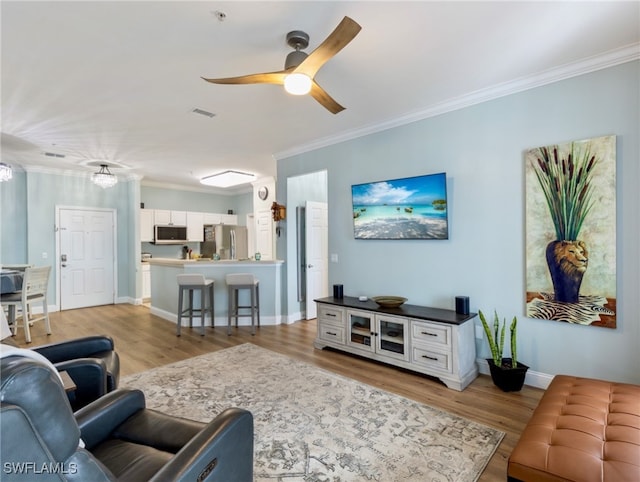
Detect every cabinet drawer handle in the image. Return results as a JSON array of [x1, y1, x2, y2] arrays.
[[421, 331, 437, 336], [327, 313, 336, 317], [326, 331, 337, 336], [422, 355, 439, 361]]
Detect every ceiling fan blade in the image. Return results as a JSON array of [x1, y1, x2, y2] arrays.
[[202, 70, 290, 86], [309, 81, 345, 114], [294, 16, 361, 78]]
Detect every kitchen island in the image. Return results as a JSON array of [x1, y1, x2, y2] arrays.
[[147, 258, 284, 329]]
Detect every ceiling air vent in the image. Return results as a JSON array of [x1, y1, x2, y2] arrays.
[[192, 108, 216, 118]]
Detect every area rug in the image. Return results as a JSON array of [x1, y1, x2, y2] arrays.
[[121, 344, 504, 481]]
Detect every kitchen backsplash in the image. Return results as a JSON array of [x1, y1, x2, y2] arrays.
[[141, 242, 200, 260]]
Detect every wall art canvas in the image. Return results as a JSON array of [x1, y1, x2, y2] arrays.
[[351, 172, 448, 240], [525, 135, 616, 328]]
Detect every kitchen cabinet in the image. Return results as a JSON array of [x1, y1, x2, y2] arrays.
[[153, 210, 170, 225], [154, 210, 186, 225], [314, 296, 478, 391], [141, 263, 151, 299], [139, 209, 239, 246], [203, 212, 221, 225], [219, 213, 237, 225], [186, 212, 204, 242], [140, 209, 154, 242]]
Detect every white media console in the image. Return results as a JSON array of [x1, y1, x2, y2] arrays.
[[314, 296, 478, 391]]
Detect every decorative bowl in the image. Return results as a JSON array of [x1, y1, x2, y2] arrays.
[[371, 296, 407, 308]]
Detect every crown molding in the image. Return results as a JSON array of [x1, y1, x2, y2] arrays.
[[20, 164, 140, 181], [274, 43, 640, 161], [251, 176, 275, 187], [13, 163, 251, 194]]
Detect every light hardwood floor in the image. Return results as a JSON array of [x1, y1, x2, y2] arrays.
[[13, 304, 543, 482]]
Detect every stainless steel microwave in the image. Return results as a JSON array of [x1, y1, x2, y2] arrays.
[[153, 225, 187, 244]]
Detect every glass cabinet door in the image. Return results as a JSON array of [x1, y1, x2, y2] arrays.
[[376, 315, 409, 361], [347, 310, 374, 352]]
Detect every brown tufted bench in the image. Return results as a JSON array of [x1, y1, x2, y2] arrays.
[[508, 375, 640, 482]]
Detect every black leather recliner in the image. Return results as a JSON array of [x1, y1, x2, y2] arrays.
[[31, 335, 120, 410], [1, 354, 254, 481]]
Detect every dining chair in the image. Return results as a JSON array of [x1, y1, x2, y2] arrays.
[[1, 265, 52, 343]]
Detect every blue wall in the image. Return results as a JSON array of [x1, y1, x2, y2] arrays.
[[140, 185, 252, 259], [0, 170, 28, 263], [276, 61, 640, 384], [1, 170, 136, 303], [0, 175, 252, 302], [141, 185, 250, 219]]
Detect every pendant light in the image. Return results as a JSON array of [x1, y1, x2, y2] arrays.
[[92, 164, 117, 188], [0, 163, 13, 182]]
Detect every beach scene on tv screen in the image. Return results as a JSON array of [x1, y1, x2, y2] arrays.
[[352, 172, 448, 240]]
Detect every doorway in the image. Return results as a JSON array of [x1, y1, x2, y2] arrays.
[[286, 171, 328, 321], [56, 207, 116, 310]]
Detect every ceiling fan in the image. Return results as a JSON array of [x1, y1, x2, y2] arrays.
[[202, 16, 361, 114]]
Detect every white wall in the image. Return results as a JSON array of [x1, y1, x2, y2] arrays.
[[276, 61, 640, 385]]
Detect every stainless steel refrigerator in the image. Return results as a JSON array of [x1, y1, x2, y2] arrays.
[[200, 225, 216, 258], [214, 225, 248, 260]]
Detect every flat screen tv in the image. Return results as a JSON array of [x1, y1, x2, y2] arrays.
[[351, 172, 448, 240]]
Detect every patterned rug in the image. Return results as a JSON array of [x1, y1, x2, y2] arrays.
[[121, 344, 504, 481]]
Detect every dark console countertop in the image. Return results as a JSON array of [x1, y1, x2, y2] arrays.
[[315, 296, 476, 325]]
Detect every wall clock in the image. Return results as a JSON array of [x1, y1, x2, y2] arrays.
[[258, 186, 269, 200]]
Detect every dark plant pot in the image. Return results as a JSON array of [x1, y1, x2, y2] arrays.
[[487, 358, 529, 392]]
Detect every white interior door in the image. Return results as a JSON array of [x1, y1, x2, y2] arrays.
[[305, 201, 328, 319], [246, 213, 256, 257], [59, 208, 115, 310], [255, 210, 273, 260]]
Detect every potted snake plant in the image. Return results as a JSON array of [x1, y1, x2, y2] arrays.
[[479, 310, 529, 392]]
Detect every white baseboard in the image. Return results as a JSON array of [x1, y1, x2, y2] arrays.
[[149, 306, 279, 327], [476, 358, 553, 390], [284, 311, 305, 324]]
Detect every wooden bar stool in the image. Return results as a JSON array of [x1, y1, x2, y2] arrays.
[[176, 274, 214, 336], [225, 273, 260, 336]]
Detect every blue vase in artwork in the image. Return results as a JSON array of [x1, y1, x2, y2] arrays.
[[545, 240, 588, 303]]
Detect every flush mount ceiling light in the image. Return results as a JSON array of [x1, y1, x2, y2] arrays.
[[0, 163, 13, 182], [200, 170, 255, 188], [91, 164, 118, 189]]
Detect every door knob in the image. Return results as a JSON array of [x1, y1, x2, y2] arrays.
[[307, 264, 313, 268]]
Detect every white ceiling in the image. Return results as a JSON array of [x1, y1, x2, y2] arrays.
[[2, 1, 639, 193]]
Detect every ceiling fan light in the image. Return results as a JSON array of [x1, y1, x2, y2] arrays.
[[0, 163, 13, 182], [284, 50, 308, 70], [91, 164, 118, 189], [284, 73, 312, 96]]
